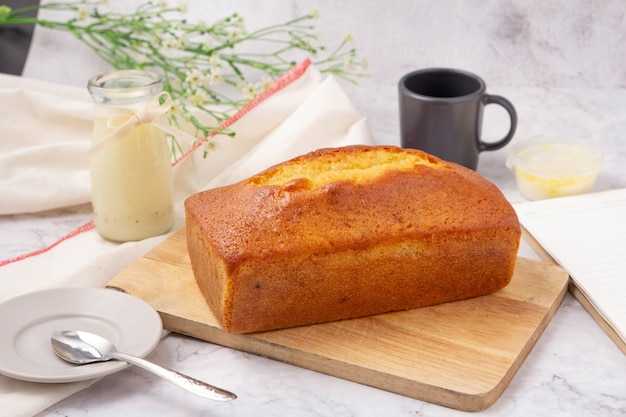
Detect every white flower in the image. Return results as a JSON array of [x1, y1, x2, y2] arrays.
[[225, 26, 244, 42], [157, 1, 167, 9], [185, 69, 205, 88], [239, 81, 259, 100], [178, 1, 188, 13], [168, 99, 183, 116], [343, 55, 355, 70], [231, 14, 245, 29], [76, 6, 90, 21], [160, 37, 177, 51], [205, 67, 223, 87], [170, 77, 182, 90], [343, 31, 355, 43], [260, 77, 273, 91], [176, 34, 189, 49], [187, 90, 206, 107], [209, 54, 220, 67], [196, 20, 208, 33], [309, 8, 319, 19], [235, 16, 246, 31], [202, 38, 213, 51]]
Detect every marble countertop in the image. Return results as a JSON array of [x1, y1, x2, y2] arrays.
[[0, 86, 623, 417], [1, 1, 625, 415]]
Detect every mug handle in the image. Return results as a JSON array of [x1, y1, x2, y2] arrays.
[[479, 94, 517, 152]]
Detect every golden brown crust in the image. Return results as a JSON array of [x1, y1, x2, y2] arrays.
[[185, 145, 521, 333]]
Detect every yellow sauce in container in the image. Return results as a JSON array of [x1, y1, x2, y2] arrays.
[[506, 136, 604, 201]]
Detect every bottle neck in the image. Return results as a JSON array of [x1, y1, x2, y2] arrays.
[[88, 70, 163, 107]]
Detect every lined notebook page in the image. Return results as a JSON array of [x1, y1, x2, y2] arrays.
[[514, 188, 626, 344]]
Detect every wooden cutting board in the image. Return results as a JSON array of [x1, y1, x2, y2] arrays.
[[107, 228, 569, 411]]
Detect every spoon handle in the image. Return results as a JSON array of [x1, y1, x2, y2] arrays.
[[111, 351, 237, 401]]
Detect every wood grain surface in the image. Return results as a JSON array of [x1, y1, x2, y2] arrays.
[[107, 228, 569, 411]]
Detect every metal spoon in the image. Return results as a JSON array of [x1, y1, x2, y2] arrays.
[[51, 330, 237, 401]]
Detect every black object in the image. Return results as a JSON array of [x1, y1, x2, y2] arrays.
[[398, 68, 517, 170], [0, 0, 39, 75]]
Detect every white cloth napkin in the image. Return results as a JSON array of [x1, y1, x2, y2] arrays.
[[0, 62, 374, 416]]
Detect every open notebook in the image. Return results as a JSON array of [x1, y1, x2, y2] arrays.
[[514, 188, 626, 354]]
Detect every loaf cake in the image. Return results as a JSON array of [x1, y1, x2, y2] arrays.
[[185, 145, 521, 333]]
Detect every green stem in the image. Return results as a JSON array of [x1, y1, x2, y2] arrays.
[[0, 0, 366, 159]]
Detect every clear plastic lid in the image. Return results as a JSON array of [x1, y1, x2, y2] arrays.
[[506, 135, 604, 177]]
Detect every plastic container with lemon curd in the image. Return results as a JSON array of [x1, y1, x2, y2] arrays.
[[506, 136, 604, 201]]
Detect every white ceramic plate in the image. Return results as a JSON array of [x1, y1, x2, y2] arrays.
[[0, 287, 162, 383]]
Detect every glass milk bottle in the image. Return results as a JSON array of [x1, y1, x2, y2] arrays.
[[88, 70, 174, 242]]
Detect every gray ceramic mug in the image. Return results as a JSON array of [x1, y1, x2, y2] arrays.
[[398, 68, 517, 170]]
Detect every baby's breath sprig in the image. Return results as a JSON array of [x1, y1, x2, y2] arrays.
[[1, 1, 368, 157]]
